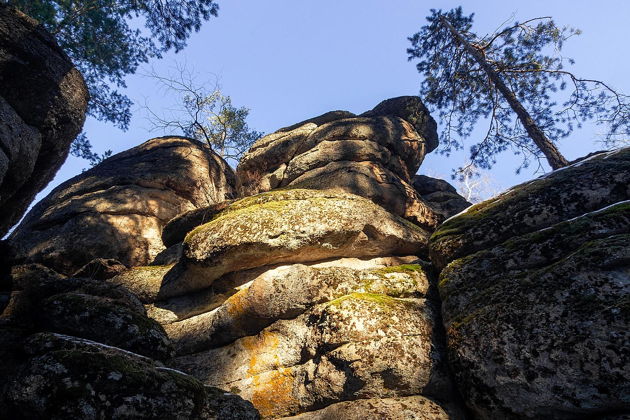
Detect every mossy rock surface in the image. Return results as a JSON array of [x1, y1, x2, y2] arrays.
[[162, 259, 431, 354], [167, 189, 429, 298], [170, 288, 449, 418], [430, 148, 630, 268], [438, 200, 630, 419], [40, 292, 173, 360], [3, 332, 259, 419]]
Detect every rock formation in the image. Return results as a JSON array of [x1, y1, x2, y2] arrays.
[[1, 83, 628, 419], [8, 136, 236, 275], [0, 5, 88, 236], [236, 97, 442, 229], [412, 175, 471, 220], [431, 148, 630, 419]]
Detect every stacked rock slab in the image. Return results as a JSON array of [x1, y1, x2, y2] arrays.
[[0, 6, 88, 236], [122, 187, 464, 418], [430, 148, 630, 419], [236, 97, 441, 229], [8, 136, 236, 275], [0, 263, 258, 418]]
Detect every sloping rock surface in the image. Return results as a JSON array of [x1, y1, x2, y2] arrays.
[[3, 333, 258, 419], [9, 136, 235, 274], [0, 6, 88, 236], [430, 148, 630, 269], [430, 147, 630, 419], [236, 97, 441, 228]]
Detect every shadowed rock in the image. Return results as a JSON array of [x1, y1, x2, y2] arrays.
[[431, 147, 630, 419], [9, 136, 236, 274], [0, 6, 88, 236]]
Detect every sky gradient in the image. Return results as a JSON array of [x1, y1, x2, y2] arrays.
[[35, 0, 630, 204]]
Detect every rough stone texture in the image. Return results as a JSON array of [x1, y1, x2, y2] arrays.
[[0, 6, 88, 236], [2, 332, 259, 419], [72, 258, 128, 280], [2, 264, 173, 360], [413, 175, 471, 220], [280, 396, 452, 420], [162, 201, 234, 248], [430, 148, 630, 269], [163, 258, 427, 354], [236, 97, 440, 228], [171, 280, 451, 418], [169, 189, 431, 299], [432, 148, 630, 419], [9, 136, 236, 275], [361, 96, 439, 153]]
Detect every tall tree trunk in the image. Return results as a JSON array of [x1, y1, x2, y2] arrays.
[[439, 17, 569, 170]]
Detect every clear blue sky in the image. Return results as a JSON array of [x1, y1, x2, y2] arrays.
[[37, 0, 630, 203]]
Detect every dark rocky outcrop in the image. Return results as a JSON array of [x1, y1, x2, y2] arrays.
[[3, 333, 258, 419], [9, 136, 236, 275], [430, 148, 630, 269], [430, 148, 630, 419], [413, 175, 471, 220], [236, 96, 441, 229], [0, 6, 88, 236]]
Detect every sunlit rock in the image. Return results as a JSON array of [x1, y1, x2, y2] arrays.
[[9, 136, 236, 274]]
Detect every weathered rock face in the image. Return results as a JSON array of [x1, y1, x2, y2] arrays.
[[0, 6, 88, 237], [430, 148, 630, 269], [413, 175, 471, 220], [3, 333, 259, 419], [9, 136, 236, 275], [0, 264, 259, 419], [236, 97, 441, 229], [123, 185, 461, 418], [431, 148, 630, 419]]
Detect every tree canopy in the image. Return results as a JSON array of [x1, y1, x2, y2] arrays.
[[5, 0, 219, 161], [145, 65, 263, 161], [408, 7, 629, 172]]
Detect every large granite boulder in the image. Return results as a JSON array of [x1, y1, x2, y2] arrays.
[[430, 148, 630, 419], [9, 136, 236, 275], [124, 186, 461, 418], [0, 6, 88, 236], [236, 97, 441, 229], [2, 264, 173, 360], [430, 148, 630, 269], [169, 262, 455, 419], [149, 189, 431, 300]]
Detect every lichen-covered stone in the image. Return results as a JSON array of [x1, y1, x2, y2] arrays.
[[0, 6, 88, 236], [171, 290, 450, 418], [9, 136, 236, 275], [163, 259, 429, 354], [2, 332, 259, 419], [280, 396, 453, 420], [430, 148, 630, 269], [39, 292, 173, 360], [166, 189, 430, 298], [2, 264, 172, 360], [439, 202, 630, 419], [236, 98, 440, 227]]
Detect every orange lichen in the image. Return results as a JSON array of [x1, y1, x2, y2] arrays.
[[250, 367, 298, 418], [225, 288, 249, 317], [241, 330, 281, 376]]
